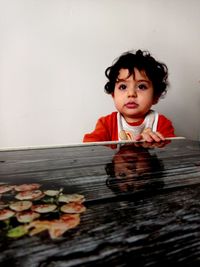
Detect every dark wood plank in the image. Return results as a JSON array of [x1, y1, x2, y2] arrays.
[[0, 139, 200, 266], [0, 139, 200, 202], [1, 184, 200, 266]]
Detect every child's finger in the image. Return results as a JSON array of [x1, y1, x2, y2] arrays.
[[155, 131, 165, 141], [134, 134, 143, 141], [141, 132, 154, 142], [142, 131, 164, 142]]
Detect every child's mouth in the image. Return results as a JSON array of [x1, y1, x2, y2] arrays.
[[125, 102, 138, 108]]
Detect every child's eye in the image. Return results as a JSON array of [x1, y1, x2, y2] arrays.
[[118, 172, 127, 178], [138, 83, 148, 90], [119, 84, 127, 90]]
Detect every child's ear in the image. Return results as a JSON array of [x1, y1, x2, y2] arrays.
[[111, 92, 114, 98]]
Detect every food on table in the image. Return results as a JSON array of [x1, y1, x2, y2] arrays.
[[0, 209, 15, 220], [48, 214, 80, 239], [7, 225, 28, 238], [27, 220, 50, 236], [27, 214, 80, 239], [14, 183, 41, 192], [9, 201, 32, 211], [16, 211, 40, 223], [0, 201, 8, 209], [44, 189, 61, 196], [60, 202, 86, 214], [0, 182, 86, 239], [58, 193, 85, 203], [15, 190, 44, 200], [31, 204, 57, 213], [0, 185, 14, 194]]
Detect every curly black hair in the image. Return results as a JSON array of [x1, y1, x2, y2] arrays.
[[104, 50, 168, 100]]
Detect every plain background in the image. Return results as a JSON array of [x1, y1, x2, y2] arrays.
[[0, 0, 200, 149]]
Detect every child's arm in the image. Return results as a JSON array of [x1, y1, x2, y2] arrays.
[[83, 118, 110, 142], [83, 112, 118, 142], [156, 114, 175, 137]]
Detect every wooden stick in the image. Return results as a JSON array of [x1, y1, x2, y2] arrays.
[[0, 137, 186, 151]]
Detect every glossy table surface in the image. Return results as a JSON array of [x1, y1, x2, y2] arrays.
[[1, 139, 200, 266]]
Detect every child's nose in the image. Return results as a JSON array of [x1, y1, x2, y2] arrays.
[[128, 88, 137, 97]]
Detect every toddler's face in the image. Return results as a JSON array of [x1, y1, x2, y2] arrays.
[[113, 68, 155, 123]]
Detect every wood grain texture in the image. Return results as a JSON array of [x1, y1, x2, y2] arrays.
[[1, 139, 200, 266]]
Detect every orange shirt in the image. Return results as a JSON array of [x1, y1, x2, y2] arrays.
[[83, 112, 175, 142]]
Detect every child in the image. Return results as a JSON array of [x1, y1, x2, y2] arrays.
[[83, 50, 175, 143]]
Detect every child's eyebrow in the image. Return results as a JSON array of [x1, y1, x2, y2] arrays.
[[116, 78, 151, 83], [116, 78, 127, 83], [136, 79, 151, 83]]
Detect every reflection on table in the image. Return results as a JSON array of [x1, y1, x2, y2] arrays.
[[106, 143, 165, 194]]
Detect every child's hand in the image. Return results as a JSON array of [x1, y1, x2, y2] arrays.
[[134, 128, 165, 143]]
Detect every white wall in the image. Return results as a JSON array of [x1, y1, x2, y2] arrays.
[[0, 0, 200, 149]]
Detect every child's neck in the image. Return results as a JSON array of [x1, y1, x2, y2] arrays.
[[122, 115, 145, 124], [121, 111, 151, 124]]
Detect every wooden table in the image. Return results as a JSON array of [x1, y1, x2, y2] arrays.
[[1, 139, 200, 266]]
